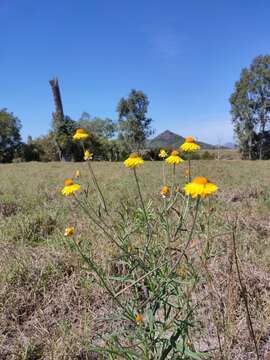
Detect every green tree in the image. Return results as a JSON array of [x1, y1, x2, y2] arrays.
[[0, 109, 22, 163], [117, 89, 153, 151], [55, 116, 81, 161], [30, 133, 59, 162], [78, 112, 116, 139], [230, 55, 270, 159]]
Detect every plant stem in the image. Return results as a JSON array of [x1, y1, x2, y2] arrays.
[[188, 158, 191, 182], [173, 164, 176, 190], [82, 142, 108, 214], [133, 167, 152, 258], [73, 194, 125, 252], [87, 160, 108, 214], [170, 197, 200, 274], [232, 225, 260, 360], [162, 160, 166, 185], [73, 239, 130, 316], [133, 168, 146, 219]]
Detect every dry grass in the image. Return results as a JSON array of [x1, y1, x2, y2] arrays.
[[1, 160, 270, 359]]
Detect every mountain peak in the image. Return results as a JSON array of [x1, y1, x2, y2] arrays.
[[148, 130, 214, 149]]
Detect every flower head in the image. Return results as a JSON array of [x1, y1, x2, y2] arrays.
[[61, 178, 81, 196], [135, 313, 143, 325], [75, 170, 80, 178], [73, 128, 89, 141], [124, 153, 144, 168], [180, 136, 200, 152], [160, 185, 170, 198], [158, 149, 168, 159], [64, 227, 75, 237], [84, 150, 93, 161], [184, 176, 218, 198], [165, 150, 184, 165]]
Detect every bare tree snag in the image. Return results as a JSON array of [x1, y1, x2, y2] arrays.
[[49, 78, 66, 161]]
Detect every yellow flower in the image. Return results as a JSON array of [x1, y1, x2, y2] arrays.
[[84, 150, 93, 161], [165, 150, 184, 165], [180, 136, 200, 152], [124, 153, 144, 168], [158, 149, 168, 158], [61, 178, 81, 196], [64, 227, 74, 237], [73, 128, 89, 141], [75, 170, 80, 178], [135, 313, 143, 325], [160, 185, 170, 198], [184, 176, 218, 198]]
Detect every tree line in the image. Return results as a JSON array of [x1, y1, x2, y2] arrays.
[[0, 89, 154, 163], [1, 54, 270, 163]]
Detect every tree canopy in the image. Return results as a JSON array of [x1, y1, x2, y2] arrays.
[[0, 109, 22, 163], [117, 89, 153, 151], [78, 112, 116, 139], [230, 55, 270, 159]]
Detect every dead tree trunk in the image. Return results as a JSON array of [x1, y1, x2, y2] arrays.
[[49, 78, 66, 161]]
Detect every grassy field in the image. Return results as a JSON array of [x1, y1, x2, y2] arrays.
[[1, 160, 270, 359]]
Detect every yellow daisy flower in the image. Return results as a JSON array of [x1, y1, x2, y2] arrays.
[[73, 128, 89, 141], [165, 150, 184, 165], [61, 178, 81, 196], [124, 153, 144, 168], [184, 176, 218, 198], [160, 185, 170, 198], [135, 313, 143, 325], [180, 136, 200, 152], [64, 227, 75, 237], [75, 170, 80, 178], [84, 150, 93, 161], [158, 149, 168, 158]]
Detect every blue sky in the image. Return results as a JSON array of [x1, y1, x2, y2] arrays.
[[1, 0, 270, 144]]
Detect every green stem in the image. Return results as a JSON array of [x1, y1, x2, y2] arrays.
[[173, 164, 176, 190], [133, 168, 148, 224], [87, 160, 108, 214], [72, 238, 130, 316], [188, 158, 191, 182], [82, 142, 108, 214], [170, 197, 200, 274], [73, 194, 125, 252], [162, 160, 166, 185], [133, 167, 152, 257]]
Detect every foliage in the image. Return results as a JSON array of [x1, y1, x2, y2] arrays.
[[78, 112, 116, 139], [0, 109, 22, 163], [54, 116, 82, 161], [24, 133, 59, 162], [230, 55, 270, 159], [117, 89, 154, 151], [58, 136, 226, 359]]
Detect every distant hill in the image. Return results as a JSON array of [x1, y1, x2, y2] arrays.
[[223, 142, 235, 149], [147, 130, 215, 149]]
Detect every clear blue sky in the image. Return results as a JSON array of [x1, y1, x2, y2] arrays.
[[1, 0, 270, 144]]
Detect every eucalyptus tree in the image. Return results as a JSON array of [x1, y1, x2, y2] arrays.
[[230, 55, 270, 159], [117, 89, 153, 151]]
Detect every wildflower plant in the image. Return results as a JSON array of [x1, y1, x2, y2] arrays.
[[180, 137, 200, 182], [60, 132, 224, 359]]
